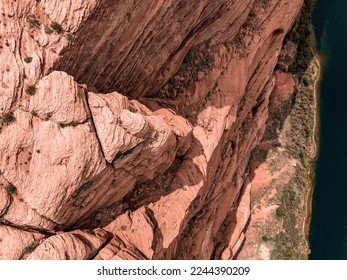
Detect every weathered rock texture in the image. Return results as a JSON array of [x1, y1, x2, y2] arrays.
[[0, 0, 303, 259]]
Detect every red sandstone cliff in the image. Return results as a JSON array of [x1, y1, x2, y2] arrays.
[[0, 0, 303, 259]]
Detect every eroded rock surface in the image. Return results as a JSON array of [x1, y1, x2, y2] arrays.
[[0, 0, 304, 259]]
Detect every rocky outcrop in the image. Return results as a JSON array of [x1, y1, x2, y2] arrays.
[[0, 0, 303, 259]]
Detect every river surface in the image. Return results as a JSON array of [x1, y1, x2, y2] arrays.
[[310, 0, 347, 259]]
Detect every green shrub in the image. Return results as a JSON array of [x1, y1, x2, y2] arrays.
[[59, 121, 79, 128], [25, 85, 36, 95], [276, 206, 286, 217], [1, 111, 15, 124], [66, 33, 73, 41], [6, 184, 17, 195], [262, 235, 271, 242], [27, 15, 40, 28], [23, 243, 38, 254], [24, 56, 33, 63], [44, 113, 52, 121], [44, 26, 53, 34], [51, 22, 63, 34]]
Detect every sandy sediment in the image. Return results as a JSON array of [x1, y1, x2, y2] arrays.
[[304, 30, 322, 240]]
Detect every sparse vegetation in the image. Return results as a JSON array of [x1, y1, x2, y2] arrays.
[[275, 206, 286, 217], [58, 121, 79, 128], [23, 243, 38, 254], [6, 184, 16, 195], [285, 82, 315, 166], [286, 0, 316, 78], [27, 15, 40, 28], [270, 168, 309, 259], [66, 33, 73, 41], [44, 112, 52, 121], [153, 41, 215, 100], [268, 0, 317, 166], [25, 85, 36, 95], [1, 111, 15, 124], [255, 0, 317, 260], [44, 26, 53, 34], [24, 56, 33, 63], [262, 235, 272, 242], [51, 22, 63, 34]]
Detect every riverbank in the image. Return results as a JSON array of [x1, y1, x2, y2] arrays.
[[238, 0, 319, 259], [304, 30, 321, 240], [238, 57, 318, 258], [274, 0, 318, 258]]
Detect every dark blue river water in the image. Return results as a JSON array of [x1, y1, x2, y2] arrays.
[[309, 0, 347, 259]]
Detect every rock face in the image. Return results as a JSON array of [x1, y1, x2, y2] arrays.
[[0, 0, 303, 259]]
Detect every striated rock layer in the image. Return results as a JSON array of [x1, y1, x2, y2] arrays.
[[0, 0, 303, 259]]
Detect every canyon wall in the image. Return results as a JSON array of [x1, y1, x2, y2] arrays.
[[0, 0, 303, 259]]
